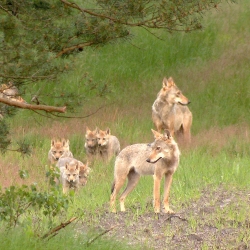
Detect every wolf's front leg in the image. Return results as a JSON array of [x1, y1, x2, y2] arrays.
[[163, 173, 174, 214], [153, 175, 161, 213]]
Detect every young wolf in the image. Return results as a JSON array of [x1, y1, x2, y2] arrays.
[[110, 129, 180, 214], [59, 158, 80, 194], [79, 162, 91, 186], [152, 77, 192, 143], [84, 126, 99, 162], [97, 128, 120, 162], [57, 157, 91, 191], [48, 138, 73, 165]]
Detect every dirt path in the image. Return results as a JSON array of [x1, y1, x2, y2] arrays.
[[81, 186, 250, 249]]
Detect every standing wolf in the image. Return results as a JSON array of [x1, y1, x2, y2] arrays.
[[84, 126, 99, 162], [97, 128, 120, 162], [110, 129, 180, 214], [48, 138, 73, 165], [152, 77, 192, 143]]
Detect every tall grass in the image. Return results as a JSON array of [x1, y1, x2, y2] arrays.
[[1, 0, 250, 248]]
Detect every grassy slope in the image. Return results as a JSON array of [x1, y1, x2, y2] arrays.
[[1, 0, 250, 248]]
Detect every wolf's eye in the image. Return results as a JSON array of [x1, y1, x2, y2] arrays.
[[156, 146, 161, 151], [103, 138, 106, 141], [53, 151, 56, 154], [176, 91, 181, 96], [67, 174, 70, 177], [59, 151, 63, 154], [92, 139, 95, 142]]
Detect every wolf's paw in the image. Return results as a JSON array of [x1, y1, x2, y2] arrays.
[[164, 207, 174, 214]]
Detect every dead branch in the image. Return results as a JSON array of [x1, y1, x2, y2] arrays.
[[55, 41, 95, 58], [0, 97, 66, 113], [87, 225, 117, 246], [42, 217, 77, 239]]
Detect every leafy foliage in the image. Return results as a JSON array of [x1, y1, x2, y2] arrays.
[[0, 168, 71, 229]]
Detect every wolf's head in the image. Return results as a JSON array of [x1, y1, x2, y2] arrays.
[[64, 160, 80, 183], [158, 77, 190, 106], [85, 127, 98, 148], [50, 138, 70, 161], [146, 129, 180, 164], [97, 128, 111, 147]]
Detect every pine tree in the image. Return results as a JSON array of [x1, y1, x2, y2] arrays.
[[0, 0, 231, 153]]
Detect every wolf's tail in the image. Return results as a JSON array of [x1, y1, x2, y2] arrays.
[[111, 181, 115, 194]]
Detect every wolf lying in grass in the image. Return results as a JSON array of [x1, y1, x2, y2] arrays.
[[57, 157, 91, 193], [152, 77, 192, 143], [48, 138, 73, 165], [110, 129, 180, 214], [97, 128, 120, 162]]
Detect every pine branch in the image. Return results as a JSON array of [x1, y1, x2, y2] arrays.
[[0, 97, 66, 113]]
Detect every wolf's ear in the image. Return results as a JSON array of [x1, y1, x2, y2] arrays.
[[86, 126, 90, 132], [85, 161, 89, 168], [106, 128, 110, 135], [167, 77, 175, 86], [162, 77, 168, 88], [75, 162, 79, 170], [62, 138, 67, 146], [151, 129, 163, 139], [51, 139, 55, 146], [65, 163, 69, 169], [94, 127, 98, 133]]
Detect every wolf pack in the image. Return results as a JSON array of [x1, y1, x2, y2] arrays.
[[2, 76, 192, 214]]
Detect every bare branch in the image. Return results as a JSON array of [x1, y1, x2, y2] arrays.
[[42, 217, 78, 239], [0, 97, 66, 113], [55, 41, 95, 58], [0, 4, 12, 16], [0, 74, 56, 81], [87, 225, 117, 246]]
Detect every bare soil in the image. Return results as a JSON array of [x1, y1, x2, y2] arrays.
[[81, 186, 250, 250]]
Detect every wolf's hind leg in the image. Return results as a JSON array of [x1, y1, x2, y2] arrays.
[[110, 176, 127, 213], [119, 169, 140, 212]]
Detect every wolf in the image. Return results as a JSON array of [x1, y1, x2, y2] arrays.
[[57, 157, 91, 189], [97, 128, 120, 162], [48, 138, 73, 165], [79, 161, 91, 186], [152, 77, 192, 143], [84, 126, 99, 162], [59, 158, 80, 194], [110, 129, 180, 214]]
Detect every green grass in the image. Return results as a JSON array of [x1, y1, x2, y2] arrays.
[[0, 227, 137, 250], [1, 0, 250, 248]]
